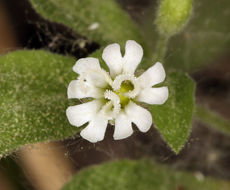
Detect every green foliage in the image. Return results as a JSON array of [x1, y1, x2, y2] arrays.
[[0, 50, 79, 157], [62, 160, 230, 190], [165, 0, 230, 70], [155, 0, 193, 36], [29, 0, 145, 47], [149, 71, 195, 153]]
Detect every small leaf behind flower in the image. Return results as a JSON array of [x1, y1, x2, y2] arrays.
[[0, 50, 79, 157], [29, 0, 145, 46], [61, 160, 230, 190], [149, 71, 195, 154]]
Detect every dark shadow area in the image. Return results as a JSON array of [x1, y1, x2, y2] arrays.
[[2, 0, 99, 57]]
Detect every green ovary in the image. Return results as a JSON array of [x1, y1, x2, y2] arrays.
[[115, 80, 134, 108]]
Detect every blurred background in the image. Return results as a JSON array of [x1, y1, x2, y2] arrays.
[[0, 0, 230, 189]]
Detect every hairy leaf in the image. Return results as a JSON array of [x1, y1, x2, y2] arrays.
[[0, 50, 79, 157], [149, 71, 195, 153], [29, 0, 145, 47], [62, 160, 230, 190]]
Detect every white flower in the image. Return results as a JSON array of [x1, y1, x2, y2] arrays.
[[66, 40, 168, 143]]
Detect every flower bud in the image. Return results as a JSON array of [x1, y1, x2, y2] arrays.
[[155, 0, 193, 36]]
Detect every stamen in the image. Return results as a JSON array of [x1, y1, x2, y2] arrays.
[[101, 90, 121, 118]]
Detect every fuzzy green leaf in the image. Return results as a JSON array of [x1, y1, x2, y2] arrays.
[[0, 50, 79, 157], [62, 160, 230, 190], [29, 0, 145, 47], [149, 71, 195, 153]]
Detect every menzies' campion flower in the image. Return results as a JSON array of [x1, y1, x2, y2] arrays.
[[66, 40, 168, 143]]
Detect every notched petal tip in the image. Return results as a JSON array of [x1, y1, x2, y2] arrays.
[[123, 40, 143, 74], [102, 43, 123, 77], [125, 101, 152, 133], [80, 117, 108, 143]]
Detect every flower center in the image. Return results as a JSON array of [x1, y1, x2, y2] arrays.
[[115, 80, 133, 108], [120, 80, 134, 92], [112, 74, 140, 107], [99, 74, 141, 119]]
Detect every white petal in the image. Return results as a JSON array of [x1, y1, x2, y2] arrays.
[[136, 87, 169, 105], [84, 69, 111, 88], [114, 112, 133, 140], [80, 116, 108, 143], [123, 40, 143, 74], [67, 80, 103, 99], [73, 57, 100, 74], [66, 100, 101, 127], [73, 57, 112, 88], [125, 101, 152, 132], [102, 43, 123, 77], [138, 62, 166, 88]]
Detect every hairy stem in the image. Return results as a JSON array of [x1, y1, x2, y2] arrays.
[[195, 105, 230, 136], [153, 35, 169, 63]]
